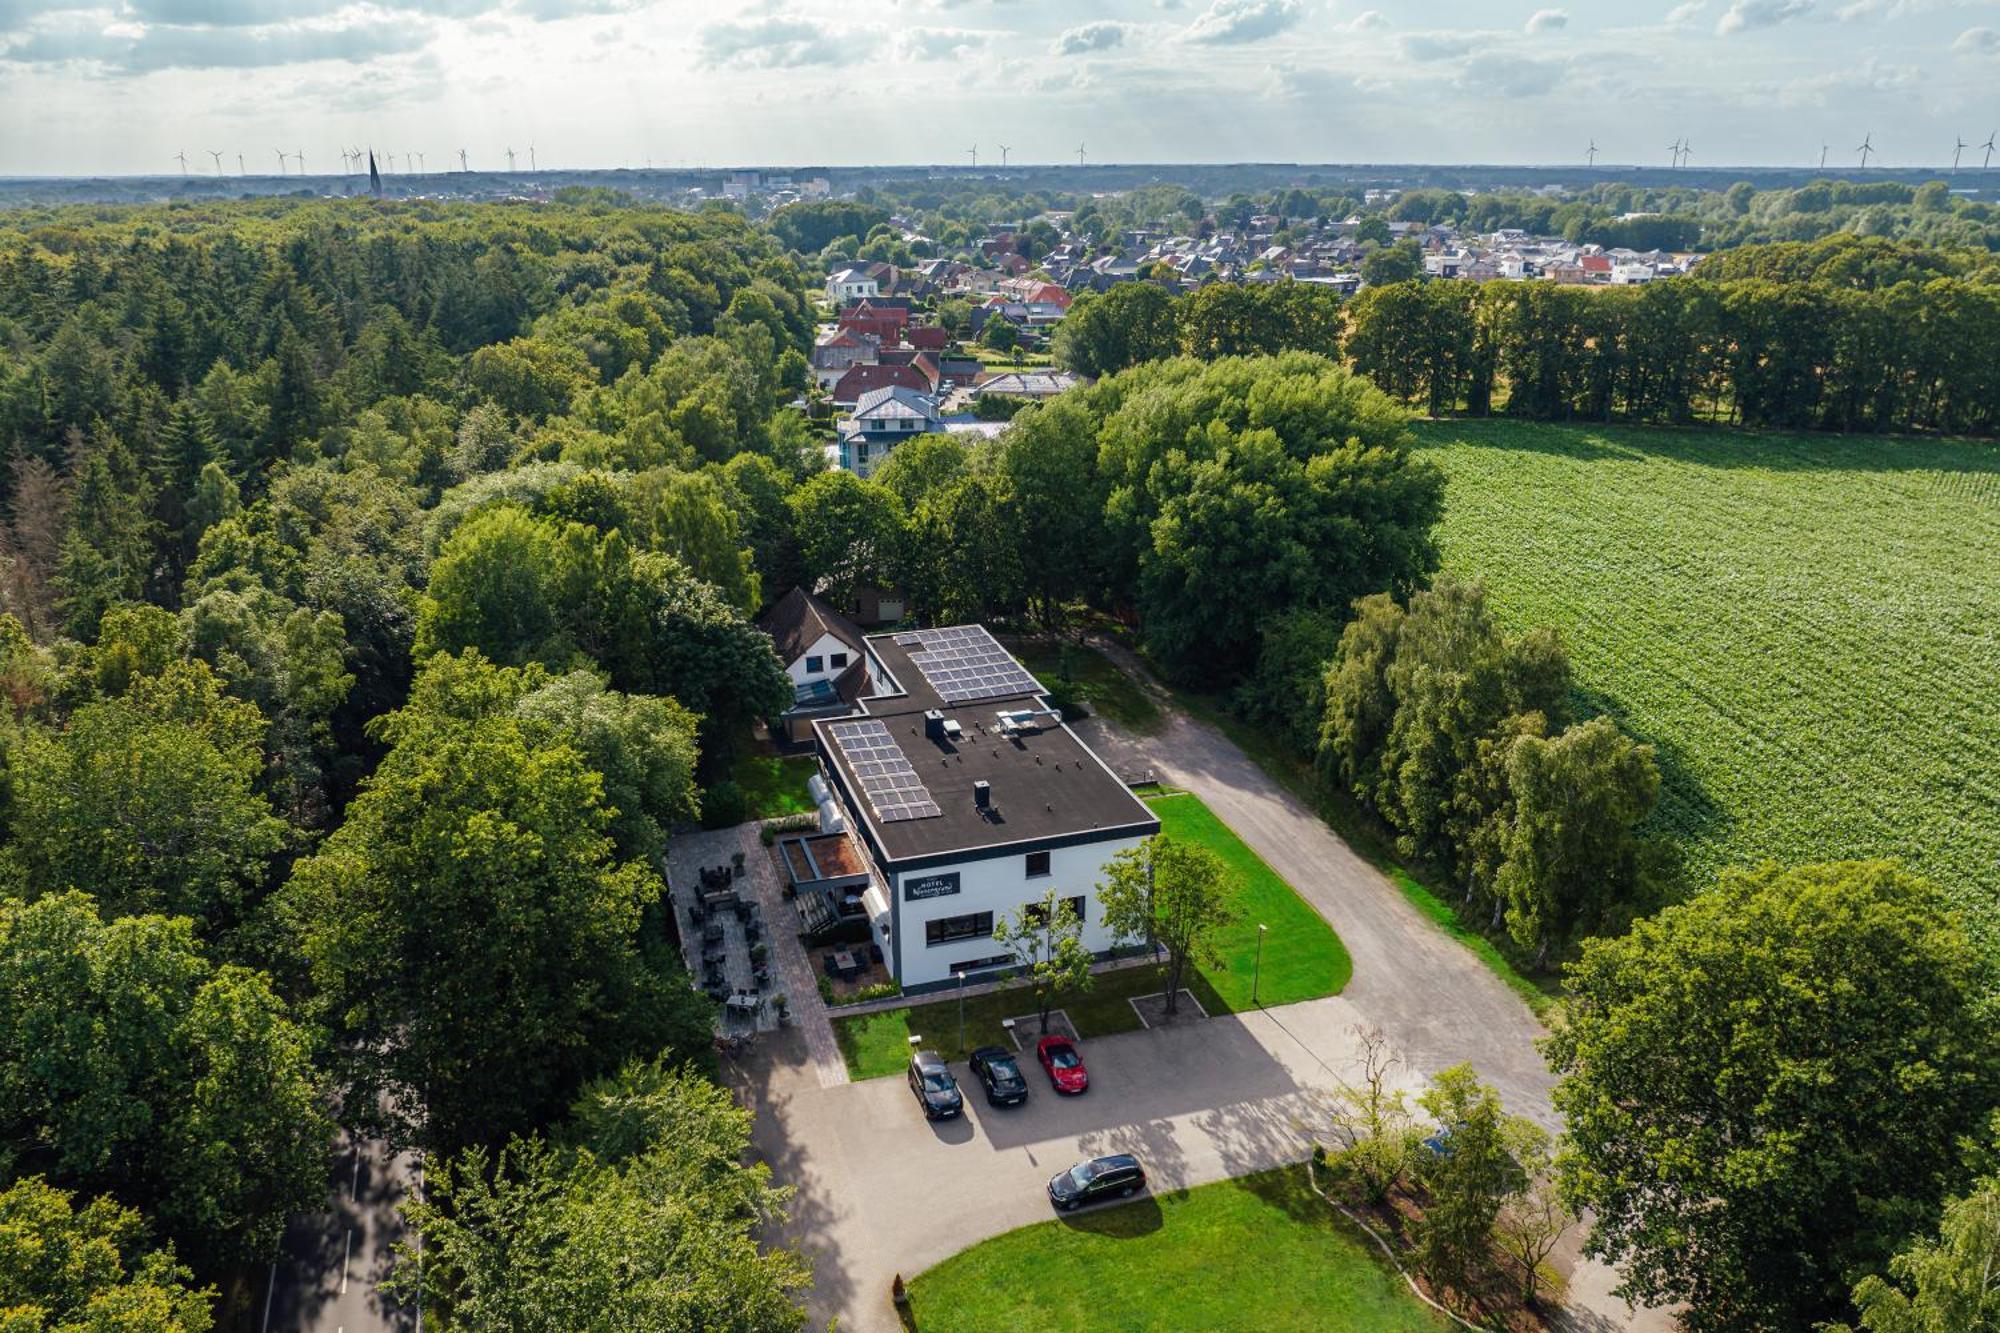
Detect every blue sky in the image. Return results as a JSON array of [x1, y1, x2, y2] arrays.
[[2, 0, 1997, 175]]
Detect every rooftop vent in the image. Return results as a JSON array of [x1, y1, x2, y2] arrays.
[[972, 780, 992, 810]]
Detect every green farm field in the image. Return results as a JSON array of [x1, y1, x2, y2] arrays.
[[1409, 420, 2000, 952]]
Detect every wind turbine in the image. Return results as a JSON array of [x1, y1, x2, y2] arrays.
[[998, 144, 1011, 167], [175, 150, 189, 175], [1952, 135, 1967, 173], [1985, 132, 1998, 170], [1857, 131, 1874, 169], [274, 148, 287, 175], [966, 144, 977, 169], [1586, 139, 1598, 167], [237, 153, 245, 175], [1680, 139, 1693, 168], [527, 144, 536, 172], [415, 151, 426, 174], [295, 148, 306, 175], [459, 147, 469, 172], [505, 146, 516, 172], [1667, 137, 1682, 167], [1819, 143, 1829, 170], [1076, 142, 1086, 168], [207, 149, 223, 175]]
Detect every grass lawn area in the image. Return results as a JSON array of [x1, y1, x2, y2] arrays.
[[1011, 639, 1163, 734], [832, 791, 1349, 1079], [728, 750, 819, 820], [906, 1168, 1449, 1332]]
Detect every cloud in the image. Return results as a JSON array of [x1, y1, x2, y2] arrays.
[[1052, 19, 1128, 53], [1180, 0, 1304, 44], [1771, 54, 1923, 101], [1, 13, 428, 71], [1665, 0, 1705, 22], [1525, 7, 1567, 32], [1717, 0, 1813, 34], [1344, 8, 1386, 27], [1457, 50, 1566, 94], [1400, 31, 1477, 60], [697, 15, 844, 68], [510, 0, 645, 21], [1264, 61, 1359, 100], [895, 26, 986, 59], [1953, 24, 1998, 51]]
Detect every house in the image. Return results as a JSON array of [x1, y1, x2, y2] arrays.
[[826, 268, 879, 304], [835, 385, 941, 478], [837, 299, 909, 347], [829, 361, 932, 409], [758, 587, 875, 744], [811, 328, 877, 389], [905, 325, 952, 352], [809, 625, 1159, 990], [973, 370, 1082, 402]]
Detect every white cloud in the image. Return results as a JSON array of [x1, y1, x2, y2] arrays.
[[1717, 0, 1814, 35], [1665, 0, 1706, 23], [1344, 8, 1386, 28], [1052, 20, 1129, 54], [1400, 31, 1477, 60], [895, 26, 986, 60], [1180, 0, 1304, 45], [1, 13, 428, 71], [1953, 24, 1998, 51], [697, 15, 845, 68], [1525, 8, 1568, 32], [1457, 50, 1566, 94]]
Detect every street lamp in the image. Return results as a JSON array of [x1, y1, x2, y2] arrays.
[[957, 971, 967, 1056], [1252, 924, 1268, 1006]]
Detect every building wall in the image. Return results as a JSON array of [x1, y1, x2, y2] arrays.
[[784, 631, 860, 688], [886, 834, 1150, 989]]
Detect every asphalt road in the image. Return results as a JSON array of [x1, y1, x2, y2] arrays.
[[262, 1132, 421, 1333]]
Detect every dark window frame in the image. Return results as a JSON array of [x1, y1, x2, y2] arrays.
[[804, 655, 824, 674], [1025, 850, 1051, 878], [926, 911, 995, 947]]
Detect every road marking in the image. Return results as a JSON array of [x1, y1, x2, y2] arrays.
[[340, 1227, 352, 1294], [261, 1261, 276, 1333]]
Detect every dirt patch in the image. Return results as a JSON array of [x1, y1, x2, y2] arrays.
[[1128, 989, 1210, 1029]]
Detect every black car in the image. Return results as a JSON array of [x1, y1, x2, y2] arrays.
[[907, 1049, 963, 1120], [1048, 1154, 1147, 1211], [968, 1046, 1029, 1107]]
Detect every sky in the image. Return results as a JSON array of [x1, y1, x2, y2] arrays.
[[1, 0, 1997, 176]]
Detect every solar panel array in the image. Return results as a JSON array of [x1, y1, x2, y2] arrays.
[[825, 719, 942, 823], [894, 626, 1044, 704]]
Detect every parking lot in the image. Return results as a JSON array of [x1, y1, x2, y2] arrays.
[[733, 990, 1417, 1333]]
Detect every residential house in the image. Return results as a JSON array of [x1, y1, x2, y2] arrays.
[[829, 361, 932, 410], [835, 384, 941, 478], [811, 328, 878, 390], [826, 267, 879, 304], [758, 586, 874, 744], [837, 299, 910, 347], [972, 370, 1082, 402]]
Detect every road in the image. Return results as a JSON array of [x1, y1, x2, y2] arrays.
[[262, 1132, 421, 1333]]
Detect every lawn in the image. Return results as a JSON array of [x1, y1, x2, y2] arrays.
[[1011, 639, 1164, 734], [905, 1168, 1448, 1332], [832, 790, 1350, 1079], [728, 750, 819, 820], [1411, 420, 2000, 954]]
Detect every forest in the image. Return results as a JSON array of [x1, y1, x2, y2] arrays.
[[1, 192, 1995, 1332]]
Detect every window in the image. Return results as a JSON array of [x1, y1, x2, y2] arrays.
[[829, 652, 849, 669], [804, 655, 823, 674], [926, 911, 994, 946], [1025, 850, 1051, 878], [1025, 895, 1088, 928]]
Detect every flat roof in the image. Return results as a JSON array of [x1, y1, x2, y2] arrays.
[[814, 629, 1158, 866]]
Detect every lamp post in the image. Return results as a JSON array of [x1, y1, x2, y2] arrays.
[[957, 971, 967, 1056], [1252, 924, 1268, 1006]]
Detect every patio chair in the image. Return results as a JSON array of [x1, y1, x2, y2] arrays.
[[822, 953, 838, 977], [868, 943, 884, 966]]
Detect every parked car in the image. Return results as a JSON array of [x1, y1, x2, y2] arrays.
[[907, 1049, 963, 1120], [969, 1046, 1029, 1106], [1048, 1153, 1146, 1211], [1036, 1035, 1089, 1094]]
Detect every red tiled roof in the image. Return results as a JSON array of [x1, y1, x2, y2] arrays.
[[831, 362, 930, 405]]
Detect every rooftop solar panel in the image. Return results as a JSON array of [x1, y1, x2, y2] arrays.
[[825, 719, 943, 824], [902, 626, 1044, 704]]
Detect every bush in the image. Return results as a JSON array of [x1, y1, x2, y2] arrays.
[[759, 811, 820, 846], [699, 780, 749, 829]]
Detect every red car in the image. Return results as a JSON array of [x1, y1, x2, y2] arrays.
[[1037, 1036, 1089, 1094]]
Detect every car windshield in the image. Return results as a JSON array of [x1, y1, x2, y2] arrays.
[[1069, 1162, 1098, 1185], [1048, 1046, 1080, 1069], [989, 1058, 1020, 1080], [922, 1072, 955, 1093]]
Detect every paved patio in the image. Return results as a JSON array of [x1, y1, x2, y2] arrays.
[[667, 824, 850, 1086]]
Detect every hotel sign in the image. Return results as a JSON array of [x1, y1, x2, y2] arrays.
[[905, 872, 961, 901]]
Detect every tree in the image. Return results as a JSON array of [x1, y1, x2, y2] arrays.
[[280, 658, 708, 1152], [0, 892, 331, 1274], [979, 315, 1021, 353], [386, 1060, 809, 1332], [1493, 1119, 1573, 1309], [1841, 1163, 2000, 1332], [1320, 1026, 1420, 1206], [992, 889, 1094, 1036], [786, 471, 904, 607], [8, 659, 289, 934], [0, 1177, 214, 1331], [1547, 861, 2000, 1330], [1051, 283, 1181, 378], [1412, 1064, 1526, 1297], [1494, 716, 1660, 968], [1096, 835, 1238, 1017], [1360, 244, 1422, 288]]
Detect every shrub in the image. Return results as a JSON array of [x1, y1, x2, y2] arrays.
[[699, 780, 749, 829]]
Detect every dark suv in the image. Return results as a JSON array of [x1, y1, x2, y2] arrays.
[[1048, 1154, 1146, 1211], [969, 1046, 1029, 1107], [907, 1049, 963, 1120]]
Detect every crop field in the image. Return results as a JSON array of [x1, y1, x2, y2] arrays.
[[1409, 420, 2000, 953]]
